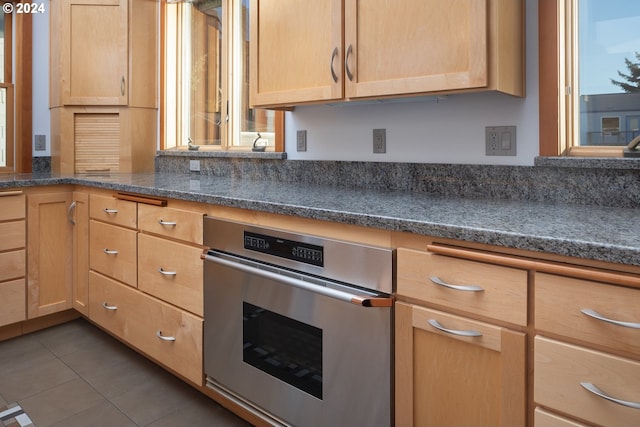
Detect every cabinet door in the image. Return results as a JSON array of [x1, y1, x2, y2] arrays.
[[395, 302, 526, 427], [71, 191, 90, 315], [27, 192, 74, 318], [250, 0, 343, 106], [344, 0, 488, 99], [61, 0, 128, 105]]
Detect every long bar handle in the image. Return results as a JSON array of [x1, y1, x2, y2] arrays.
[[103, 208, 118, 214], [158, 219, 177, 226], [156, 331, 176, 342], [581, 309, 640, 329], [345, 44, 354, 81], [0, 190, 23, 197], [203, 253, 391, 307], [430, 276, 484, 292], [580, 382, 640, 409], [158, 268, 177, 276], [103, 248, 118, 255], [67, 201, 76, 225], [330, 47, 339, 82], [427, 319, 482, 337], [102, 302, 118, 311]]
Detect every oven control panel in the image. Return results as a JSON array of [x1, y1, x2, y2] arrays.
[[244, 231, 324, 267]]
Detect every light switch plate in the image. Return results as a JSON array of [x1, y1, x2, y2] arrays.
[[189, 160, 201, 172], [297, 130, 307, 152]]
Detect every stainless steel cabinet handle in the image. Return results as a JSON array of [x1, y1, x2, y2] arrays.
[[430, 276, 484, 292], [580, 382, 640, 409], [121, 76, 125, 96], [330, 47, 339, 82], [103, 208, 118, 214], [158, 268, 177, 276], [156, 331, 176, 342], [158, 219, 177, 226], [67, 201, 76, 225], [345, 44, 354, 81], [0, 190, 23, 197], [427, 319, 482, 337], [102, 302, 118, 311], [581, 309, 640, 329], [103, 248, 118, 255]]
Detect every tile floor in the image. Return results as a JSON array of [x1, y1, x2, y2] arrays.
[[0, 318, 252, 427]]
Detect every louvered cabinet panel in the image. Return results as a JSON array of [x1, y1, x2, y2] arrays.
[[74, 113, 120, 173]]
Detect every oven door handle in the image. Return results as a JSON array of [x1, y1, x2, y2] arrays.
[[203, 253, 392, 307]]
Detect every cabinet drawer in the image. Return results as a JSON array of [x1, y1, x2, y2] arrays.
[[534, 408, 589, 427], [90, 220, 137, 286], [397, 248, 528, 325], [0, 250, 25, 282], [90, 194, 137, 228], [0, 192, 25, 221], [89, 271, 203, 385], [138, 234, 203, 316], [0, 220, 25, 251], [138, 204, 204, 245], [534, 336, 640, 427], [536, 273, 640, 355], [0, 279, 26, 327]]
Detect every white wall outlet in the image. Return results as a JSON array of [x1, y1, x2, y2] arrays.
[[189, 159, 201, 172]]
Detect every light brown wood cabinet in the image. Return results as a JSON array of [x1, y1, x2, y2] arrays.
[[395, 247, 526, 427], [70, 191, 90, 315], [26, 191, 74, 318], [534, 273, 640, 426], [0, 191, 26, 327], [87, 192, 206, 386], [250, 0, 524, 108], [49, 0, 158, 174]]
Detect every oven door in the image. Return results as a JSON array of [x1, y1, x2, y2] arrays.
[[203, 251, 392, 427]]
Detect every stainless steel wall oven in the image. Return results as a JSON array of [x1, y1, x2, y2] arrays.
[[203, 217, 393, 427]]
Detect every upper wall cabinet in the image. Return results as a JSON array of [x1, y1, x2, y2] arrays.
[[50, 0, 157, 108], [250, 0, 524, 108]]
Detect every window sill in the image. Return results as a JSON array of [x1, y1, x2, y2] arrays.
[[535, 156, 640, 170], [157, 149, 287, 160]]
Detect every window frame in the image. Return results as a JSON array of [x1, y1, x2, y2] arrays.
[[539, 0, 628, 157], [159, 0, 283, 153]]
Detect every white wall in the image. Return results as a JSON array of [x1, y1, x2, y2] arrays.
[[32, 10, 50, 157], [284, 0, 539, 166]]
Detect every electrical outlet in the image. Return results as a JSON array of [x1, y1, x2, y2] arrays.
[[373, 128, 386, 154], [297, 130, 307, 152], [189, 159, 201, 172], [485, 126, 516, 156], [34, 135, 46, 151]]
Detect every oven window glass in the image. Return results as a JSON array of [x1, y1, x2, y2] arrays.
[[243, 302, 323, 399]]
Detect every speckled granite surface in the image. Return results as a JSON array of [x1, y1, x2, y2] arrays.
[[2, 171, 639, 267]]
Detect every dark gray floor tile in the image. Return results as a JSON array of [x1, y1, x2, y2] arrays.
[[18, 377, 104, 427], [146, 393, 253, 427], [48, 399, 137, 427], [0, 335, 55, 375], [0, 356, 78, 402], [31, 319, 114, 358]]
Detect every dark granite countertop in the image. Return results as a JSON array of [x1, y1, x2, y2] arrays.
[[2, 172, 639, 267]]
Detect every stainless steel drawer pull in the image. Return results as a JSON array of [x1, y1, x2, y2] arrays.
[[345, 44, 354, 81], [103, 208, 118, 214], [158, 219, 177, 226], [330, 47, 339, 82], [427, 319, 482, 337], [158, 268, 177, 276], [67, 201, 76, 225], [430, 276, 484, 292], [102, 302, 118, 311], [580, 382, 640, 409], [156, 331, 176, 342], [580, 309, 640, 329], [103, 248, 118, 255]]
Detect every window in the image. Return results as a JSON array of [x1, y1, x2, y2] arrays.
[[540, 0, 640, 156], [162, 0, 281, 152], [0, 6, 13, 171]]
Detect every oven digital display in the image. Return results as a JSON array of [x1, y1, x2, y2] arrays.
[[243, 302, 323, 399], [244, 231, 324, 267]]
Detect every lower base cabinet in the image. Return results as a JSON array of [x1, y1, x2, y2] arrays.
[[395, 301, 526, 427], [88, 271, 203, 385]]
